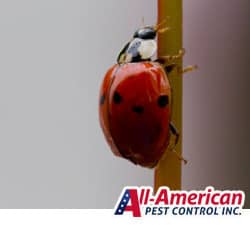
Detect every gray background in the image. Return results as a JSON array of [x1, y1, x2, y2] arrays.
[[183, 0, 250, 208], [0, 0, 249, 208]]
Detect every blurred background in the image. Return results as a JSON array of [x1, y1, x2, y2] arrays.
[[0, 0, 249, 208], [183, 0, 250, 208]]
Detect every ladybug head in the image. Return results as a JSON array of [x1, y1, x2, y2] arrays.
[[133, 20, 169, 40], [133, 26, 156, 40]]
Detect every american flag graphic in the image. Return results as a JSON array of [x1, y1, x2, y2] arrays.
[[114, 189, 130, 215]]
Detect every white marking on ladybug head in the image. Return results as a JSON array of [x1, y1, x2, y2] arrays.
[[138, 39, 157, 60], [124, 53, 133, 63]]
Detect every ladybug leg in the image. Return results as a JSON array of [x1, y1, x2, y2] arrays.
[[172, 149, 188, 165], [165, 63, 178, 74], [164, 64, 198, 75], [169, 122, 188, 164], [169, 121, 179, 147], [177, 65, 198, 74], [156, 48, 185, 65], [156, 48, 197, 74]]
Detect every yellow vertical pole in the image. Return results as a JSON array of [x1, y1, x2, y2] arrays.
[[154, 0, 183, 191]]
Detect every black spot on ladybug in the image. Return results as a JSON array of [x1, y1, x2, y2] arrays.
[[113, 91, 123, 104], [100, 94, 105, 105], [157, 95, 169, 108], [132, 105, 144, 114]]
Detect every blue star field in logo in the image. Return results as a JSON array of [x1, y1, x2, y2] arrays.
[[114, 189, 130, 215]]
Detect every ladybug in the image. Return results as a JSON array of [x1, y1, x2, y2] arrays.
[[99, 22, 195, 168]]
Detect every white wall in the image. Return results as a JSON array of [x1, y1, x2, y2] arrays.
[[0, 0, 156, 208]]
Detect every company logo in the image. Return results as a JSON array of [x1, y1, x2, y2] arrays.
[[114, 186, 245, 217]]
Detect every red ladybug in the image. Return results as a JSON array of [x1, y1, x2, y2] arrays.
[[99, 23, 193, 168], [99, 62, 172, 167]]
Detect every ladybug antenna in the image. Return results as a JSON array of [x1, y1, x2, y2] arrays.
[[141, 16, 145, 26], [155, 18, 170, 33]]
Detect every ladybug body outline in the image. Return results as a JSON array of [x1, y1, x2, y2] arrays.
[[99, 22, 193, 168], [100, 62, 171, 167]]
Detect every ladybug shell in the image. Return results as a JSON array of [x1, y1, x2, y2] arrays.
[[99, 62, 171, 168]]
